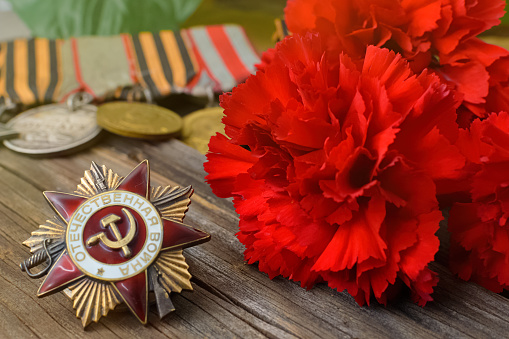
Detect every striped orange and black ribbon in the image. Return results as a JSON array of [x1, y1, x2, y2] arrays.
[[0, 38, 61, 106], [125, 31, 198, 98], [1, 26, 264, 106], [273, 19, 290, 43], [113, 86, 133, 101]]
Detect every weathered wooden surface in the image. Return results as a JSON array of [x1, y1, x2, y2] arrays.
[[1, 134, 509, 339]]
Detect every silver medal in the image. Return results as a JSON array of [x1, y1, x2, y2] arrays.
[[0, 123, 18, 140], [3, 93, 101, 156]]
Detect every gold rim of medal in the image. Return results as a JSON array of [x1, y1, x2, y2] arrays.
[[180, 107, 225, 154], [97, 101, 225, 152], [97, 102, 183, 140]]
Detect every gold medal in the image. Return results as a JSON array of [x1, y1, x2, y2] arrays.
[[181, 107, 224, 154], [97, 102, 183, 139]]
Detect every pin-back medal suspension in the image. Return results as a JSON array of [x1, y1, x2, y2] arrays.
[[20, 160, 211, 327]]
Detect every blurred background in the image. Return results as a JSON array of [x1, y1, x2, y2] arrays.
[[1, 0, 507, 51], [0, 0, 287, 52], [0, 0, 289, 154], [0, 0, 508, 154]]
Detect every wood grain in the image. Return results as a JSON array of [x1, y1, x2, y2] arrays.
[[0, 134, 509, 338]]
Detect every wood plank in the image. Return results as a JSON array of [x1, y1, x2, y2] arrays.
[[0, 134, 508, 338]]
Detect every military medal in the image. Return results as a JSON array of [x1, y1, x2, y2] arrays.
[[97, 102, 183, 139], [20, 160, 211, 327], [3, 93, 102, 156], [0, 123, 18, 140], [181, 107, 225, 154]]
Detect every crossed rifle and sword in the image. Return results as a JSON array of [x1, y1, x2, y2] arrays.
[[20, 210, 137, 278], [20, 165, 137, 277]]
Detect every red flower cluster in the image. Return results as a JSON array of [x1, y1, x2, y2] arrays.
[[205, 33, 465, 305], [449, 112, 509, 292], [284, 0, 509, 124]]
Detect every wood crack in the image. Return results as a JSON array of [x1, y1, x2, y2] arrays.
[[1, 139, 509, 337], [0, 161, 47, 192], [0, 299, 42, 339], [191, 275, 327, 339], [181, 288, 269, 338]]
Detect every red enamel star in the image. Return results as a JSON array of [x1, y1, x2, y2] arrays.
[[21, 160, 210, 326]]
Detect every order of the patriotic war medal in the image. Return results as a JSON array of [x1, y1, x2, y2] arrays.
[[20, 160, 210, 327]]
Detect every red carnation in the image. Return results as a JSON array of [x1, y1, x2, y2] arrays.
[[284, 0, 509, 123], [205, 33, 464, 306], [449, 112, 509, 292]]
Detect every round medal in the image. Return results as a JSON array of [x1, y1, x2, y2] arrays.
[[4, 102, 101, 156], [0, 123, 18, 140], [66, 190, 164, 281], [181, 107, 224, 154], [97, 102, 183, 139]]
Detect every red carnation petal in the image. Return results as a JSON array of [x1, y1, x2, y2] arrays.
[[271, 104, 334, 149], [363, 46, 425, 117], [472, 163, 509, 201], [404, 0, 442, 37], [205, 133, 256, 198], [397, 126, 465, 180], [312, 195, 387, 271], [363, 46, 413, 89], [455, 119, 485, 164], [378, 159, 438, 213], [401, 267, 438, 307], [449, 240, 475, 281], [270, 193, 336, 257], [232, 174, 269, 217], [285, 0, 326, 34], [448, 203, 488, 249], [441, 38, 509, 67], [464, 0, 506, 33], [398, 210, 442, 280], [433, 27, 468, 55], [439, 61, 490, 104]]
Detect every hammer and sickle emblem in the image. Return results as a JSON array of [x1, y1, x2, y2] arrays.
[[86, 208, 137, 258]]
